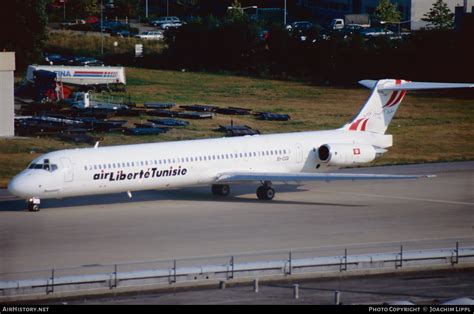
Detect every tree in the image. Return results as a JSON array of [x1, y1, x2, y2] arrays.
[[374, 0, 401, 24], [174, 0, 198, 17], [421, 0, 454, 30], [0, 0, 48, 68], [83, 0, 99, 16], [113, 0, 140, 19], [66, 0, 99, 19], [226, 0, 246, 22]]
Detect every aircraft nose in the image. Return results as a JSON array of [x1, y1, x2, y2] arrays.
[[8, 174, 34, 198], [8, 176, 22, 197]]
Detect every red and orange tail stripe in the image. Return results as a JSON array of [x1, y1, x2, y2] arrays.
[[383, 79, 408, 108], [349, 118, 369, 131]]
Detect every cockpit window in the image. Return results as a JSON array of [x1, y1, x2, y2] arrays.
[[28, 159, 58, 172]]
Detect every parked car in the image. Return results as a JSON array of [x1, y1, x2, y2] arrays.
[[360, 27, 394, 38], [60, 19, 85, 28], [99, 20, 126, 33], [135, 31, 164, 40], [85, 16, 99, 24], [340, 24, 364, 36], [149, 16, 183, 29], [68, 56, 104, 66], [44, 54, 68, 65], [110, 29, 132, 37], [286, 21, 314, 32], [161, 20, 184, 30]]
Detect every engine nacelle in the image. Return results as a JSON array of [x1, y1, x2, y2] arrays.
[[317, 143, 377, 166]]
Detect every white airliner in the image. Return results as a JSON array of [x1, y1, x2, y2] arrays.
[[8, 79, 473, 211]]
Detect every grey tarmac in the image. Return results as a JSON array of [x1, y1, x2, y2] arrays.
[[0, 162, 473, 275]]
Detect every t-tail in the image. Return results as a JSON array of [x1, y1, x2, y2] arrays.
[[342, 79, 474, 134]]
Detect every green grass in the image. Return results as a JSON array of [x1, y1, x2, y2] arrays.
[[2, 67, 473, 187], [46, 31, 165, 56]]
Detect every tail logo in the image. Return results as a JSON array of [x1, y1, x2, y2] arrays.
[[383, 80, 407, 108], [383, 90, 406, 108], [349, 118, 369, 131]]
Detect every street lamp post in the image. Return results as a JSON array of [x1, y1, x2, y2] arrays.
[[284, 0, 287, 26], [101, 0, 104, 55], [146, 0, 148, 19]]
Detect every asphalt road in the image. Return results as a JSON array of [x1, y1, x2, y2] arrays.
[[0, 162, 473, 276]]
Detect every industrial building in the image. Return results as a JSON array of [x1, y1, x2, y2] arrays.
[[0, 52, 15, 137], [298, 0, 474, 30]]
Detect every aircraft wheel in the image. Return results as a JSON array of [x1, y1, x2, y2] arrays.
[[27, 203, 40, 212], [27, 198, 41, 212], [256, 186, 275, 200], [212, 184, 230, 196]]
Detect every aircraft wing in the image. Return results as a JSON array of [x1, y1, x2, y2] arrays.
[[215, 172, 435, 183]]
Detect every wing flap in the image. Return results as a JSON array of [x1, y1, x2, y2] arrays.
[[215, 172, 434, 183]]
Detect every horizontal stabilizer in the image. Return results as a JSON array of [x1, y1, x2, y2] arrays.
[[359, 80, 378, 89], [215, 172, 435, 183], [378, 81, 474, 91], [358, 80, 474, 91]]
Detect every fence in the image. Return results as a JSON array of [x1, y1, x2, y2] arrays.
[[1, 240, 473, 300]]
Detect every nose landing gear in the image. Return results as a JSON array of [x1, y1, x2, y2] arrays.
[[27, 197, 41, 212]]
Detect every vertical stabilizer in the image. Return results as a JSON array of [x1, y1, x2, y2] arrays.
[[342, 79, 474, 134], [342, 79, 408, 134]]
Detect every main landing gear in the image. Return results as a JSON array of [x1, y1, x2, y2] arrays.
[[256, 181, 275, 200], [212, 184, 230, 196], [211, 182, 275, 200], [27, 197, 41, 212]]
